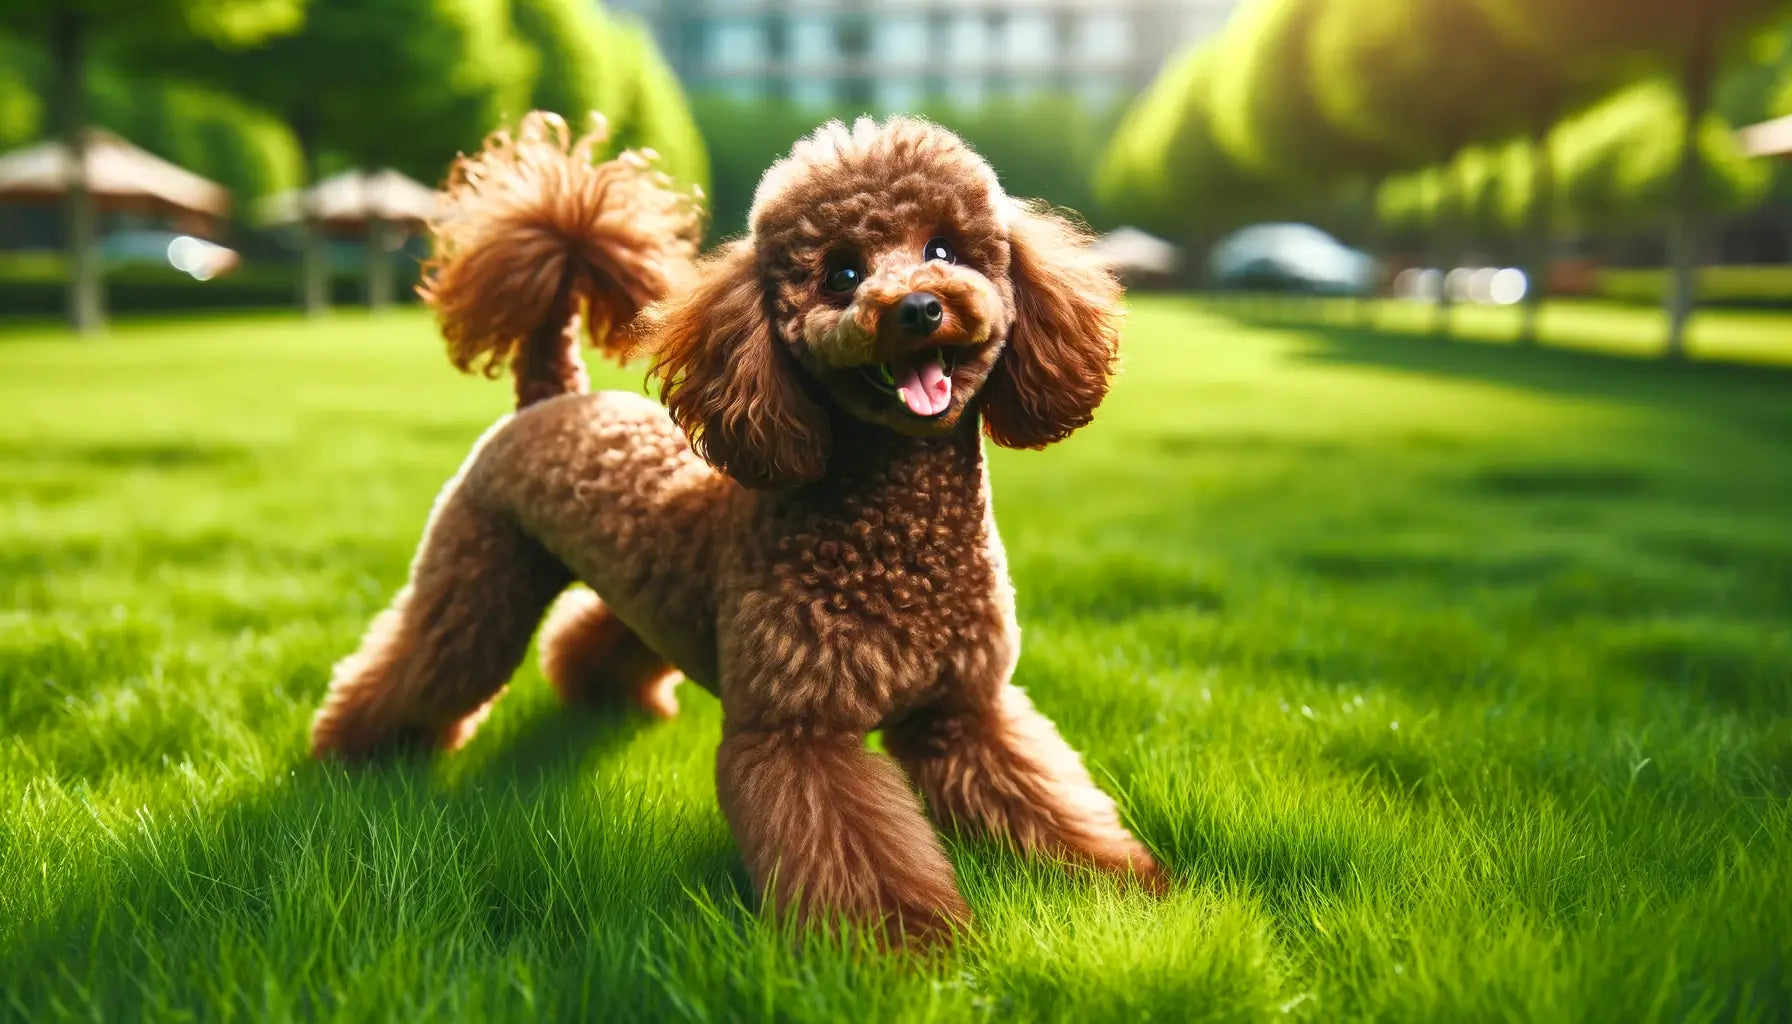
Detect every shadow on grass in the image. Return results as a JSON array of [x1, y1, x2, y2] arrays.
[[0, 438, 253, 470]]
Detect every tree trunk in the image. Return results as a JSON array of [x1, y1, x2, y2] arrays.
[[1432, 159, 1463, 337], [1520, 121, 1555, 346], [51, 10, 102, 335], [366, 218, 394, 310], [1357, 182, 1382, 328], [1665, 34, 1714, 361], [294, 115, 329, 317], [1181, 227, 1210, 291]]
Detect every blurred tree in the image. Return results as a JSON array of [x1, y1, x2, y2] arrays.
[[927, 95, 1110, 225], [1376, 164, 1450, 250], [1554, 78, 1769, 237], [1720, 16, 1792, 216], [1718, 15, 1792, 124], [169, 0, 533, 315], [695, 92, 1106, 244], [688, 96, 821, 241], [1314, 0, 1600, 338], [510, 0, 624, 128], [1097, 45, 1289, 277], [1096, 47, 1209, 238], [1209, 0, 1393, 182], [1478, 0, 1786, 356], [1378, 142, 1532, 265], [604, 18, 710, 195], [507, 0, 707, 193], [87, 66, 302, 207], [0, 32, 43, 149], [1453, 143, 1529, 248], [0, 0, 304, 331]]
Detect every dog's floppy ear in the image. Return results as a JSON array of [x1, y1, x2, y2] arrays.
[[980, 200, 1123, 450], [647, 240, 829, 488]]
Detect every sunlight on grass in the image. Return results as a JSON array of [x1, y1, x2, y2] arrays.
[[2, 302, 1789, 1021]]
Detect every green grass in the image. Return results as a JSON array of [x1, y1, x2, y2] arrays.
[[2, 300, 1789, 1022]]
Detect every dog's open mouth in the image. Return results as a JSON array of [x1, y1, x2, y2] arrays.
[[862, 348, 954, 418]]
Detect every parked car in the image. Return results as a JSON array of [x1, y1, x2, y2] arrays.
[[1210, 222, 1375, 295]]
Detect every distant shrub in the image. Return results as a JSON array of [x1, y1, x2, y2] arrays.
[[1597, 265, 1792, 308], [0, 257, 420, 317]]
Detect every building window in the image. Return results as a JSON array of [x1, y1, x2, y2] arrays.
[[1078, 12, 1132, 68], [708, 21, 767, 71], [789, 16, 834, 66], [1003, 13, 1055, 70], [875, 15, 928, 72]]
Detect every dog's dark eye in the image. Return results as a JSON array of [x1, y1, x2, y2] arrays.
[[924, 237, 955, 264], [824, 261, 861, 294]]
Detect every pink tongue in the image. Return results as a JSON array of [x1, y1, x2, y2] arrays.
[[894, 354, 951, 416]]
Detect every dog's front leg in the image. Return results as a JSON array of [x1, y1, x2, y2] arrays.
[[885, 684, 1164, 892], [715, 725, 970, 943]]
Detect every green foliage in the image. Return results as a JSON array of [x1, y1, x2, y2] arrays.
[[604, 19, 710, 195], [0, 0, 308, 161], [688, 95, 822, 240], [2, 302, 1792, 1017], [86, 67, 302, 204], [1313, 0, 1587, 166], [1715, 13, 1792, 123], [1096, 46, 1287, 239], [693, 93, 1105, 243], [0, 0, 305, 48], [509, 0, 620, 126], [173, 0, 534, 184], [1476, 0, 1786, 71], [0, 21, 301, 205], [924, 95, 1112, 225], [1554, 77, 1771, 230], [1375, 165, 1448, 239], [1209, 0, 1391, 181], [505, 1, 708, 194], [1377, 141, 1536, 245], [1096, 46, 1209, 232], [0, 32, 41, 148]]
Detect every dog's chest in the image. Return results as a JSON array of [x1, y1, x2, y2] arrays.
[[781, 457, 990, 627], [747, 437, 1008, 713]]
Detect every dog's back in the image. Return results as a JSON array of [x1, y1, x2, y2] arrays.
[[463, 389, 727, 688]]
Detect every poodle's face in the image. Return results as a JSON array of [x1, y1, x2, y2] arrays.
[[749, 132, 1013, 439], [651, 118, 1124, 489]]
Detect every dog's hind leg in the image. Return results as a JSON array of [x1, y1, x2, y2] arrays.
[[538, 587, 680, 718], [311, 489, 571, 761]]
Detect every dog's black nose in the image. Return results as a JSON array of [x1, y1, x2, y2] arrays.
[[896, 292, 943, 335]]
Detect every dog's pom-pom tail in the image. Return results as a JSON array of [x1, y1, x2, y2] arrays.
[[420, 110, 704, 409]]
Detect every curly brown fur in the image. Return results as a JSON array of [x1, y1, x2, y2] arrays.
[[646, 240, 830, 488], [540, 587, 680, 717], [312, 114, 1156, 945]]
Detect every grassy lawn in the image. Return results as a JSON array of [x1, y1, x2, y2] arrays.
[[2, 299, 1789, 1021]]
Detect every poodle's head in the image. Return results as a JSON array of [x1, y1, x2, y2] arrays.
[[648, 117, 1122, 488]]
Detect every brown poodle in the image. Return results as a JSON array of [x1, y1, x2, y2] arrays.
[[311, 111, 1162, 942]]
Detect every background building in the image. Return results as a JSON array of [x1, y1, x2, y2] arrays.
[[608, 0, 1241, 112]]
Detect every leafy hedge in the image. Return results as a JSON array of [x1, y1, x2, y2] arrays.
[[0, 258, 419, 317], [1598, 265, 1792, 308]]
